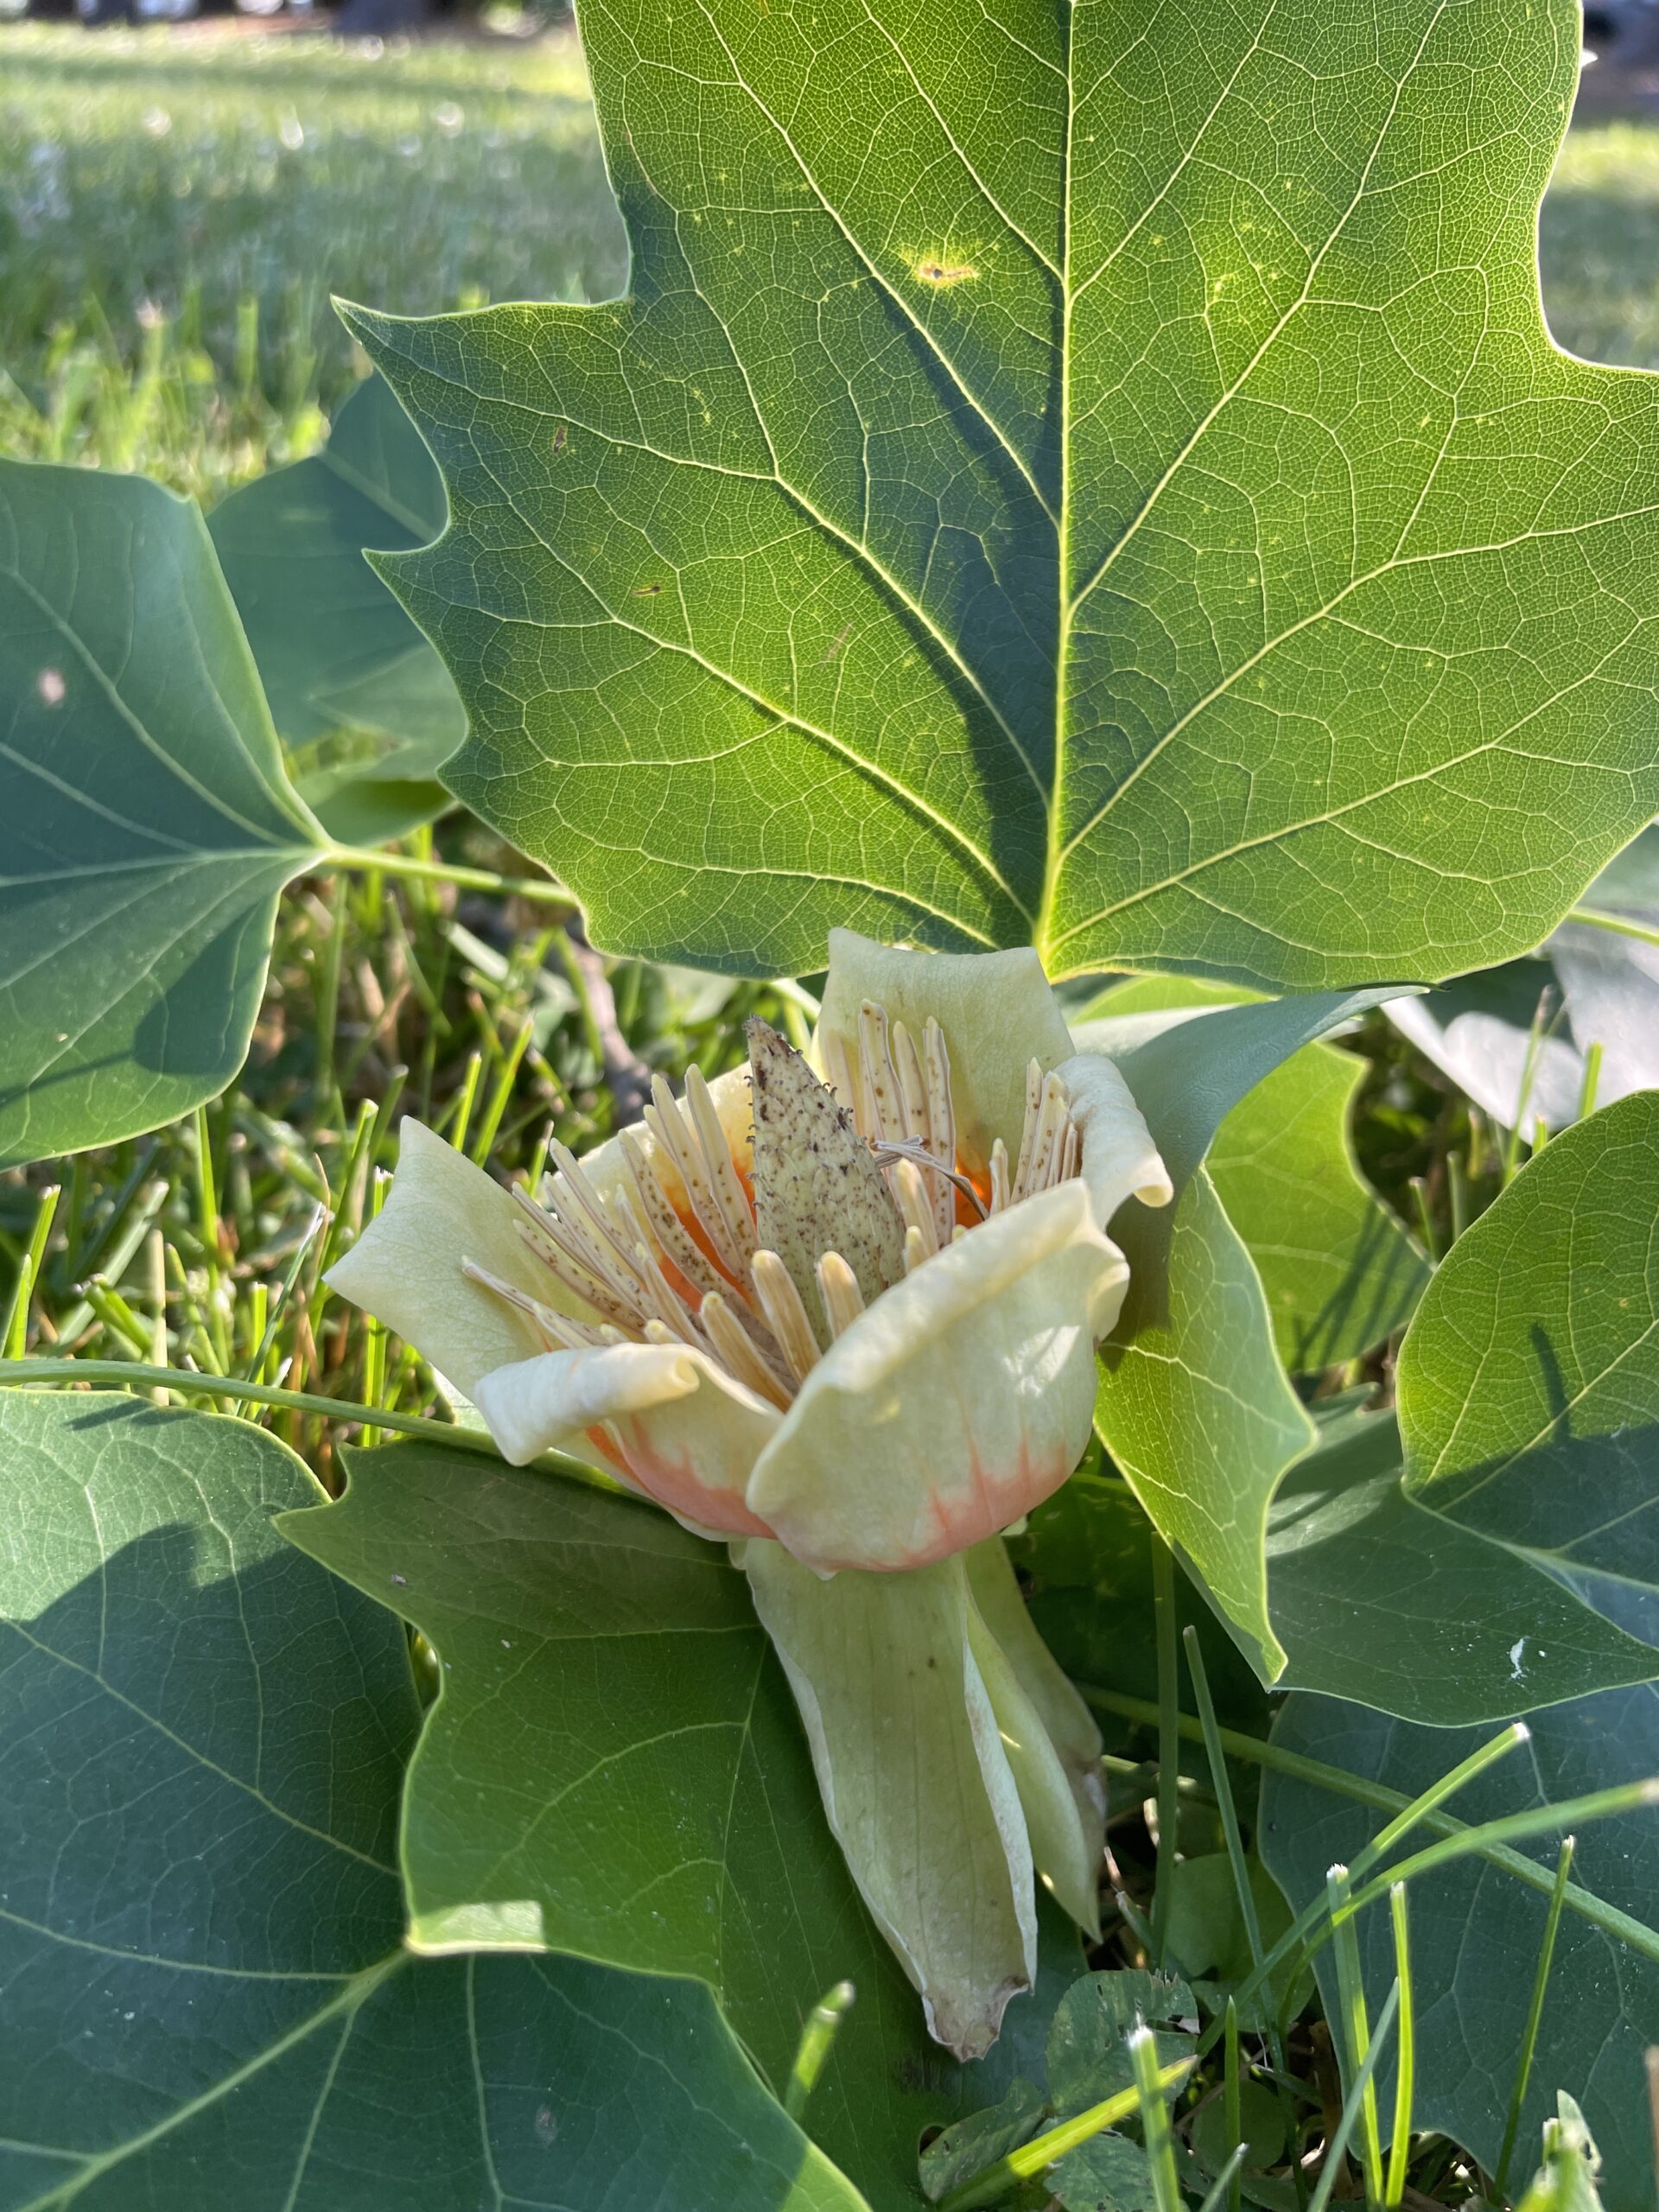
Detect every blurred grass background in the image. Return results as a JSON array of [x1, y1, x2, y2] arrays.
[[0, 24, 627, 497], [3, 24, 1657, 499]]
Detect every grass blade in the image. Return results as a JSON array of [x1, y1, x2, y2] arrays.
[[1307, 1983, 1401, 2212], [1386, 1883, 1414, 2208], [1495, 1834, 1577, 2200]]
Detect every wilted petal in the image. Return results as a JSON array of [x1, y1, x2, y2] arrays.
[[1055, 1053, 1174, 1226], [816, 929, 1074, 1171], [326, 1120, 586, 1395], [747, 1181, 1124, 1573], [472, 1343, 779, 1539], [742, 1540, 1035, 2061], [964, 1539, 1105, 1934]]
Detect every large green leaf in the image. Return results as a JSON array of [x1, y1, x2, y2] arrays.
[[0, 464, 324, 1169], [1401, 1090, 1659, 1641], [1268, 1398, 1659, 1721], [353, 0, 1659, 987], [1262, 1687, 1659, 2212], [0, 1389, 862, 2212], [282, 1440, 1072, 2212], [208, 375, 464, 845]]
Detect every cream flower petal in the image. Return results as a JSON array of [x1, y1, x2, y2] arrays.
[[746, 1181, 1124, 1573], [325, 1120, 589, 1396], [1055, 1052, 1174, 1227], [964, 1538, 1105, 1932], [816, 929, 1074, 1172], [471, 1343, 779, 1540], [741, 1540, 1035, 2062]]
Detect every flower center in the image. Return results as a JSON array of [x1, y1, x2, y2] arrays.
[[464, 997, 1078, 1408]]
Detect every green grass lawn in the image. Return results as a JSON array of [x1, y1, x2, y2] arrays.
[[0, 23, 627, 497], [1, 24, 1657, 497]]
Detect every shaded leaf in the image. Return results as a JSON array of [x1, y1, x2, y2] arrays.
[[281, 1440, 1064, 2210], [0, 463, 323, 1168], [918, 2077, 1045, 2204], [1402, 1090, 1659, 1644], [0, 1389, 864, 2212], [356, 0, 1659, 987], [1268, 1398, 1659, 1721], [1090, 984, 1421, 1677], [1052, 2130, 1158, 2212], [1046, 1971, 1194, 2115], [208, 373, 463, 842], [1261, 1687, 1659, 2212], [1081, 977, 1427, 1369]]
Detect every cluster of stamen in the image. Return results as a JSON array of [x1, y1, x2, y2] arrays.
[[464, 1000, 1080, 1408]]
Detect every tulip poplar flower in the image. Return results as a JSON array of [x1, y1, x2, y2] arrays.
[[329, 931, 1172, 2059]]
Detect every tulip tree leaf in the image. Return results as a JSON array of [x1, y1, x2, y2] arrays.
[[1401, 1090, 1659, 1642], [0, 462, 324, 1169], [1262, 1686, 1659, 2212], [0, 1389, 865, 2212], [1081, 977, 1428, 1369], [1268, 1398, 1659, 1721], [208, 374, 463, 845], [353, 0, 1659, 988], [1084, 987, 1402, 1684], [281, 1440, 1059, 2212]]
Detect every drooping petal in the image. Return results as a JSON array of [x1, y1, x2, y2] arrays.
[[964, 1538, 1105, 1934], [1055, 1053, 1174, 1227], [472, 1343, 779, 1539], [747, 1181, 1124, 1573], [326, 1119, 588, 1395], [815, 930, 1074, 1172], [741, 1539, 1035, 2061]]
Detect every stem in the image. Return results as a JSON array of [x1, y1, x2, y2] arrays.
[[1495, 1835, 1575, 2201], [1385, 1885, 1414, 2208], [0, 1358, 609, 1488], [1082, 1688, 1659, 1966], [1567, 906, 1659, 951], [1306, 1984, 1400, 2212], [325, 844, 573, 909], [1150, 1536, 1181, 1964]]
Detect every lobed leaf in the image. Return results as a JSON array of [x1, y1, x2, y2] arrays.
[[0, 1389, 863, 2212], [281, 1438, 1072, 2210], [353, 0, 1659, 987], [0, 464, 323, 1168]]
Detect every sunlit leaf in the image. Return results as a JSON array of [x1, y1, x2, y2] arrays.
[[354, 0, 1659, 986]]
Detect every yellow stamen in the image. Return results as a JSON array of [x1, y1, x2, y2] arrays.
[[857, 999, 905, 1144], [891, 1157, 939, 1255], [461, 1260, 623, 1351], [645, 1074, 743, 1280], [815, 1250, 867, 1339], [684, 1066, 757, 1267], [923, 1018, 957, 1242], [701, 1292, 795, 1408], [510, 1199, 641, 1331], [1012, 1057, 1044, 1200], [617, 1129, 731, 1305], [903, 1224, 929, 1274], [989, 1136, 1011, 1215], [752, 1249, 822, 1384]]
